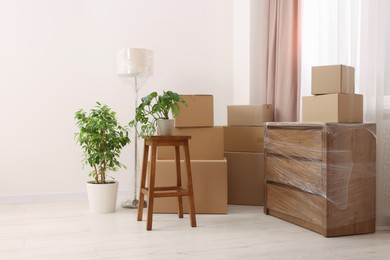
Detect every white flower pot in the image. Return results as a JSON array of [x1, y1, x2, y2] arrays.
[[157, 119, 174, 135], [86, 181, 119, 213]]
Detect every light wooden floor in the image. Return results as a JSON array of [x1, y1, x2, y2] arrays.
[[1, 196, 390, 260]]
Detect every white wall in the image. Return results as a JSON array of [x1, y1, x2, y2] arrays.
[[249, 0, 268, 105], [233, 0, 268, 105], [0, 0, 233, 198], [233, 0, 250, 104]]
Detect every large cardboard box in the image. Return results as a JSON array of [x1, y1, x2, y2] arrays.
[[312, 65, 355, 95], [223, 126, 264, 152], [151, 159, 228, 214], [227, 104, 273, 126], [157, 127, 224, 160], [225, 152, 264, 206], [302, 94, 363, 123], [174, 95, 214, 127]]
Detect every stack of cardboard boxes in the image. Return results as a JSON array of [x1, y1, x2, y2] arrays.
[[223, 105, 273, 206], [152, 95, 228, 214], [302, 65, 363, 122]]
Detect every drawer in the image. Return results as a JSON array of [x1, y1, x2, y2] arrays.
[[265, 128, 324, 160], [265, 154, 324, 195], [266, 183, 325, 232]]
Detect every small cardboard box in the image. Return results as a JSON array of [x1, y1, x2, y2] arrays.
[[157, 127, 224, 160], [174, 95, 214, 127], [227, 104, 273, 126], [302, 94, 363, 123], [311, 65, 355, 95], [223, 126, 264, 152], [152, 159, 228, 214], [225, 152, 264, 206]]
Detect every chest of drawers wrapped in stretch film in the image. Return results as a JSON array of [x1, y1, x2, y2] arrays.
[[264, 122, 376, 237]]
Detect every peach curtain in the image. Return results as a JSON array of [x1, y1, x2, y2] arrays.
[[265, 0, 300, 122]]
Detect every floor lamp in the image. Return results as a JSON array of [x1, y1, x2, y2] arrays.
[[117, 48, 153, 208]]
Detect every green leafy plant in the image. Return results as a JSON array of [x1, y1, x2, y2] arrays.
[[74, 102, 131, 184], [130, 90, 186, 137]]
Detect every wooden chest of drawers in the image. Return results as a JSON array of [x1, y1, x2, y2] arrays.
[[264, 122, 376, 237]]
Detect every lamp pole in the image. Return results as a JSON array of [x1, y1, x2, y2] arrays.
[[117, 48, 153, 209], [121, 77, 145, 208]]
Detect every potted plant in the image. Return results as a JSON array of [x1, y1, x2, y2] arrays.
[[130, 90, 187, 136], [74, 102, 130, 213]]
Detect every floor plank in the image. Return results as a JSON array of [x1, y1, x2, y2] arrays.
[[1, 197, 389, 259]]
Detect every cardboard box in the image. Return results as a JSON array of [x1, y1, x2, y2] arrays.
[[225, 152, 264, 206], [157, 127, 224, 160], [227, 104, 273, 126], [302, 94, 363, 123], [174, 95, 214, 127], [223, 126, 264, 152], [311, 65, 355, 95], [151, 159, 228, 214]]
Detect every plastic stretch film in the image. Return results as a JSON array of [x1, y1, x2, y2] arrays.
[[264, 122, 376, 237]]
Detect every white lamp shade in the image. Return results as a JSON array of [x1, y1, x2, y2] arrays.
[[117, 48, 153, 77]]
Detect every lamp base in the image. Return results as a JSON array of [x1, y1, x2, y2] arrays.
[[121, 198, 147, 209]]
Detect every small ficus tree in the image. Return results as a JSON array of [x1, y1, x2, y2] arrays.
[[74, 102, 130, 184], [130, 91, 186, 137]]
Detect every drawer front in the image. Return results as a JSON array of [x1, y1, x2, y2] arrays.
[[266, 183, 325, 228], [265, 155, 325, 195], [265, 128, 324, 160]]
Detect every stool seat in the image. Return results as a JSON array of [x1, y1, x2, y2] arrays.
[[137, 135, 197, 231]]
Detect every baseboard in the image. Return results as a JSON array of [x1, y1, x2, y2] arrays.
[[376, 226, 390, 231], [0, 190, 130, 204]]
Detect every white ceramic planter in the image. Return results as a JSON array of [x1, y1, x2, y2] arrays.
[[86, 181, 119, 213], [157, 119, 174, 135]]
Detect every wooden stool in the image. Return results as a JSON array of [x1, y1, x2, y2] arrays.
[[137, 135, 197, 231]]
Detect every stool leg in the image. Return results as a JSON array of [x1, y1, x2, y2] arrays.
[[146, 144, 157, 231], [137, 143, 149, 222], [175, 146, 184, 219], [183, 140, 197, 227]]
